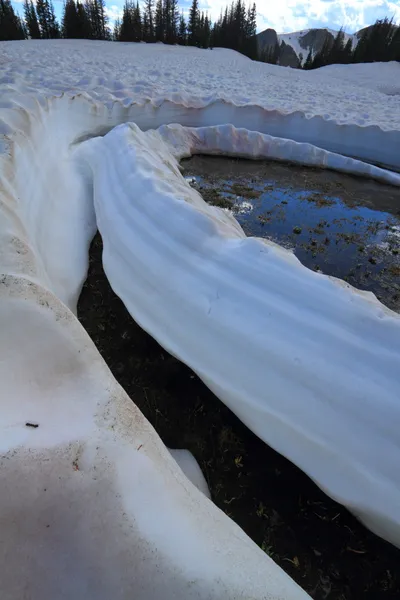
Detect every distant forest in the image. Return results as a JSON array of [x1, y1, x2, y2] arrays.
[[0, 0, 399, 67], [0, 0, 258, 59], [305, 19, 400, 67], [261, 19, 400, 68]]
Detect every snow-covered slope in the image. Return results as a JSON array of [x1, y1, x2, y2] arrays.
[[277, 28, 358, 65], [0, 40, 399, 169]]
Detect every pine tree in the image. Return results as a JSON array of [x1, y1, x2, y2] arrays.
[[36, 0, 50, 37], [76, 1, 91, 37], [154, 0, 164, 41], [113, 16, 120, 40], [188, 0, 199, 46], [329, 27, 345, 63], [119, 0, 133, 41], [311, 36, 333, 68], [132, 1, 141, 41], [163, 0, 170, 42], [389, 25, 400, 61], [0, 0, 26, 40], [352, 18, 396, 63], [168, 0, 179, 43], [177, 11, 186, 45], [47, 0, 60, 37], [203, 13, 210, 48], [343, 38, 353, 63], [143, 0, 154, 41], [23, 0, 40, 38], [62, 0, 79, 38], [303, 48, 313, 69], [244, 2, 257, 59], [85, 0, 108, 39]]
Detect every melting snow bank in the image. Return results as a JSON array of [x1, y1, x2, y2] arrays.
[[1, 41, 400, 170], [0, 133, 309, 600], [78, 122, 400, 549], [1, 277, 311, 599], [157, 123, 400, 186]]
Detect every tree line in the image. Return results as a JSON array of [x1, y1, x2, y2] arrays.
[[0, 0, 257, 59], [109, 0, 257, 58], [303, 18, 400, 69]]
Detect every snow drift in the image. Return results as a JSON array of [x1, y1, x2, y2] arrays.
[[78, 121, 400, 549], [1, 40, 400, 170], [1, 40, 400, 598], [0, 65, 310, 600]]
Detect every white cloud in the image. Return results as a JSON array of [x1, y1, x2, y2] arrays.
[[14, 0, 400, 34], [105, 4, 123, 23], [198, 0, 400, 33]]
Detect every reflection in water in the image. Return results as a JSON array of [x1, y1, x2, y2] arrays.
[[185, 169, 400, 312]]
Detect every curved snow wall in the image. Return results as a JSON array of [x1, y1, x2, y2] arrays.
[[77, 121, 400, 551], [2, 92, 399, 315], [1, 91, 400, 555], [0, 93, 312, 600]]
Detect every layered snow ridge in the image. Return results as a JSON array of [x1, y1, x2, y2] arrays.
[[1, 38, 400, 599], [1, 40, 400, 170], [79, 122, 400, 550], [0, 45, 312, 600]]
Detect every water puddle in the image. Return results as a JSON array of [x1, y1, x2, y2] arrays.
[[183, 156, 400, 312]]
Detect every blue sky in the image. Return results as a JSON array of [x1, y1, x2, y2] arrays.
[[12, 0, 400, 34]]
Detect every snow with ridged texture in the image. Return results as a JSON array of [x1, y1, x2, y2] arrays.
[[158, 123, 400, 186], [0, 57, 311, 600], [1, 40, 400, 170], [1, 39, 400, 598], [78, 121, 400, 549]]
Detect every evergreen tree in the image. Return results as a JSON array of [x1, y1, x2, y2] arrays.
[[154, 0, 164, 41], [0, 0, 26, 40], [343, 37, 353, 63], [244, 2, 257, 58], [389, 25, 400, 61], [36, 0, 50, 37], [48, 0, 60, 37], [62, 0, 79, 38], [187, 0, 199, 46], [132, 1, 141, 41], [353, 18, 395, 63], [23, 0, 40, 38], [165, 0, 178, 44], [76, 1, 91, 37], [311, 36, 333, 68], [163, 0, 173, 43], [143, 0, 154, 41], [113, 16, 120, 40], [260, 40, 279, 64], [303, 48, 313, 69], [210, 1, 257, 58], [177, 11, 186, 44], [119, 0, 133, 41], [85, 0, 108, 39], [329, 27, 345, 63]]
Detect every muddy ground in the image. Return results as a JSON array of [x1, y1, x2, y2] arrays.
[[78, 158, 400, 600], [184, 156, 400, 312]]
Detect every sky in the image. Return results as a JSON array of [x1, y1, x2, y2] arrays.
[[12, 0, 400, 35]]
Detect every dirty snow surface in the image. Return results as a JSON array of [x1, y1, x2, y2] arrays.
[[1, 39, 400, 600]]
